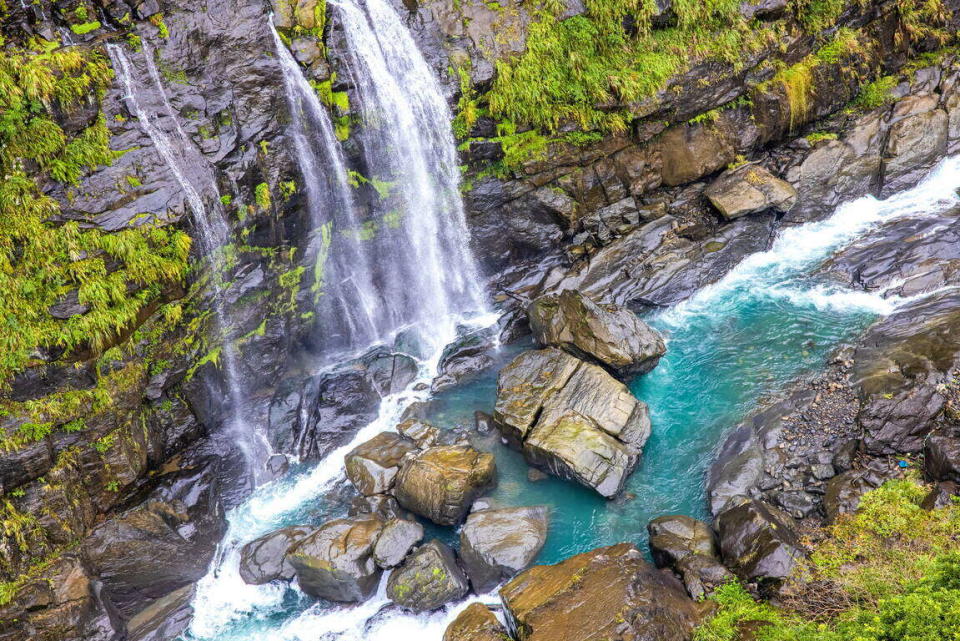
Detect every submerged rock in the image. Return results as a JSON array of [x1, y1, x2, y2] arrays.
[[373, 518, 424, 569], [704, 164, 797, 220], [393, 445, 496, 525], [527, 289, 666, 377], [344, 431, 418, 496], [238, 525, 314, 585], [443, 602, 510, 641], [494, 348, 649, 497], [715, 498, 804, 582], [386, 540, 470, 612], [460, 506, 549, 593], [500, 543, 700, 641], [287, 515, 385, 602]]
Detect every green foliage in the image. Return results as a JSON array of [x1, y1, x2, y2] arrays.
[[695, 477, 960, 641], [255, 182, 271, 209], [219, 194, 232, 206], [149, 13, 170, 39], [69, 21, 101, 35], [280, 180, 297, 201], [0, 45, 193, 385], [346, 170, 394, 200], [805, 131, 838, 144], [851, 75, 897, 110]]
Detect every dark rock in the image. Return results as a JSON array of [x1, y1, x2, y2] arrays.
[[265, 453, 290, 480], [238, 526, 313, 585], [774, 489, 817, 518], [443, 602, 510, 641], [432, 329, 496, 392], [921, 481, 960, 510], [360, 348, 419, 397], [373, 518, 424, 569], [344, 431, 418, 496], [647, 515, 718, 568], [704, 165, 797, 220], [527, 289, 666, 377], [715, 498, 804, 582], [474, 411, 494, 434], [348, 493, 411, 520], [925, 432, 960, 483], [386, 540, 470, 612], [739, 0, 788, 20], [460, 506, 549, 593], [393, 445, 496, 525], [822, 470, 872, 523], [125, 584, 194, 641], [674, 553, 735, 600], [500, 543, 700, 641], [287, 515, 385, 602]]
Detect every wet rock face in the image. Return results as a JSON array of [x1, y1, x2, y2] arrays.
[[238, 525, 314, 585], [432, 328, 497, 392], [704, 164, 798, 220], [500, 543, 700, 641], [715, 498, 804, 582], [393, 445, 496, 525], [527, 289, 666, 378], [82, 458, 226, 619], [460, 506, 549, 593], [494, 348, 649, 497], [647, 515, 732, 599], [443, 602, 510, 641], [373, 518, 424, 569], [287, 515, 385, 602], [344, 431, 419, 496], [386, 540, 470, 612]]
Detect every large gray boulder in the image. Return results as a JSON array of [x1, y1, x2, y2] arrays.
[[344, 431, 418, 496], [386, 540, 470, 612], [704, 164, 797, 220], [286, 515, 385, 602], [494, 348, 650, 497], [460, 506, 549, 593], [393, 445, 496, 525], [238, 526, 313, 585], [373, 518, 424, 569], [526, 290, 666, 377], [715, 498, 805, 582]]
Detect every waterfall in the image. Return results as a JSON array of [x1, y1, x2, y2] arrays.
[[108, 44, 272, 482]]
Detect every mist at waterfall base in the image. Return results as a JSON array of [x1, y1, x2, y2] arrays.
[[184, 140, 960, 640]]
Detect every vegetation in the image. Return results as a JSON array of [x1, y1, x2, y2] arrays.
[[0, 41, 192, 386], [695, 477, 960, 641]]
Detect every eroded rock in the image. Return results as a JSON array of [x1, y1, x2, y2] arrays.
[[460, 506, 549, 593], [443, 602, 509, 641], [344, 431, 418, 496], [238, 526, 313, 585], [705, 164, 797, 220], [386, 540, 470, 612], [393, 445, 496, 525], [373, 518, 424, 569], [715, 498, 804, 582]]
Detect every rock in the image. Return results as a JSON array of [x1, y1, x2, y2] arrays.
[[881, 95, 948, 196], [344, 431, 418, 496], [397, 417, 441, 448], [265, 453, 290, 479], [393, 445, 496, 525], [287, 515, 385, 602], [500, 543, 700, 641], [739, 0, 788, 20], [527, 467, 548, 482], [704, 165, 797, 220], [238, 526, 313, 585], [124, 584, 195, 641], [674, 553, 735, 600], [494, 348, 649, 497], [921, 481, 959, 510], [526, 290, 666, 377], [443, 602, 510, 641], [360, 348, 420, 397], [474, 411, 494, 434], [432, 330, 496, 392], [823, 470, 874, 523], [460, 506, 549, 593], [386, 540, 470, 612], [715, 498, 804, 582], [348, 493, 411, 520], [373, 518, 424, 569], [647, 515, 718, 567], [924, 432, 960, 483]]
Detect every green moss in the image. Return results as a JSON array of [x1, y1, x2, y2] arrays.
[[255, 182, 271, 209], [850, 75, 897, 110], [805, 131, 838, 144], [149, 13, 170, 39], [69, 21, 101, 35], [280, 180, 297, 201], [219, 194, 232, 206]]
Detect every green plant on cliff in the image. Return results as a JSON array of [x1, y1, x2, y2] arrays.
[[694, 477, 960, 641], [0, 44, 193, 387]]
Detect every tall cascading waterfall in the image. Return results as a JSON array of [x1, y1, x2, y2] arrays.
[[107, 43, 272, 482]]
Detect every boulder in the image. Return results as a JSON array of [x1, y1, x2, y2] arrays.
[[715, 498, 804, 582], [348, 493, 411, 520], [460, 506, 549, 593], [674, 553, 735, 601], [924, 432, 960, 483], [386, 540, 470, 612], [823, 470, 874, 523], [443, 602, 510, 641], [397, 417, 441, 448], [526, 290, 666, 377], [922, 481, 960, 510], [238, 525, 314, 585], [344, 431, 418, 496], [393, 445, 496, 525], [500, 543, 700, 641], [432, 330, 496, 392], [704, 165, 797, 220], [739, 0, 788, 20], [286, 515, 385, 602], [373, 518, 424, 569], [494, 348, 650, 497], [648, 515, 730, 599]]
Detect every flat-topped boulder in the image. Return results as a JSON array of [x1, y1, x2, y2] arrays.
[[443, 602, 510, 641], [527, 289, 666, 377], [500, 543, 700, 641], [460, 506, 549, 593], [238, 525, 313, 585], [373, 518, 424, 569], [386, 540, 470, 612], [393, 445, 496, 525], [715, 497, 805, 582], [704, 164, 798, 220], [494, 348, 650, 497], [286, 515, 385, 602], [344, 431, 418, 496]]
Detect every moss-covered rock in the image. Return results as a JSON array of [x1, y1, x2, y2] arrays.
[[386, 540, 469, 612]]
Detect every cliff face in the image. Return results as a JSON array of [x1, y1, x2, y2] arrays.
[[1, 0, 959, 639]]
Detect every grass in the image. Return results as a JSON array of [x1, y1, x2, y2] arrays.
[[695, 476, 960, 641]]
